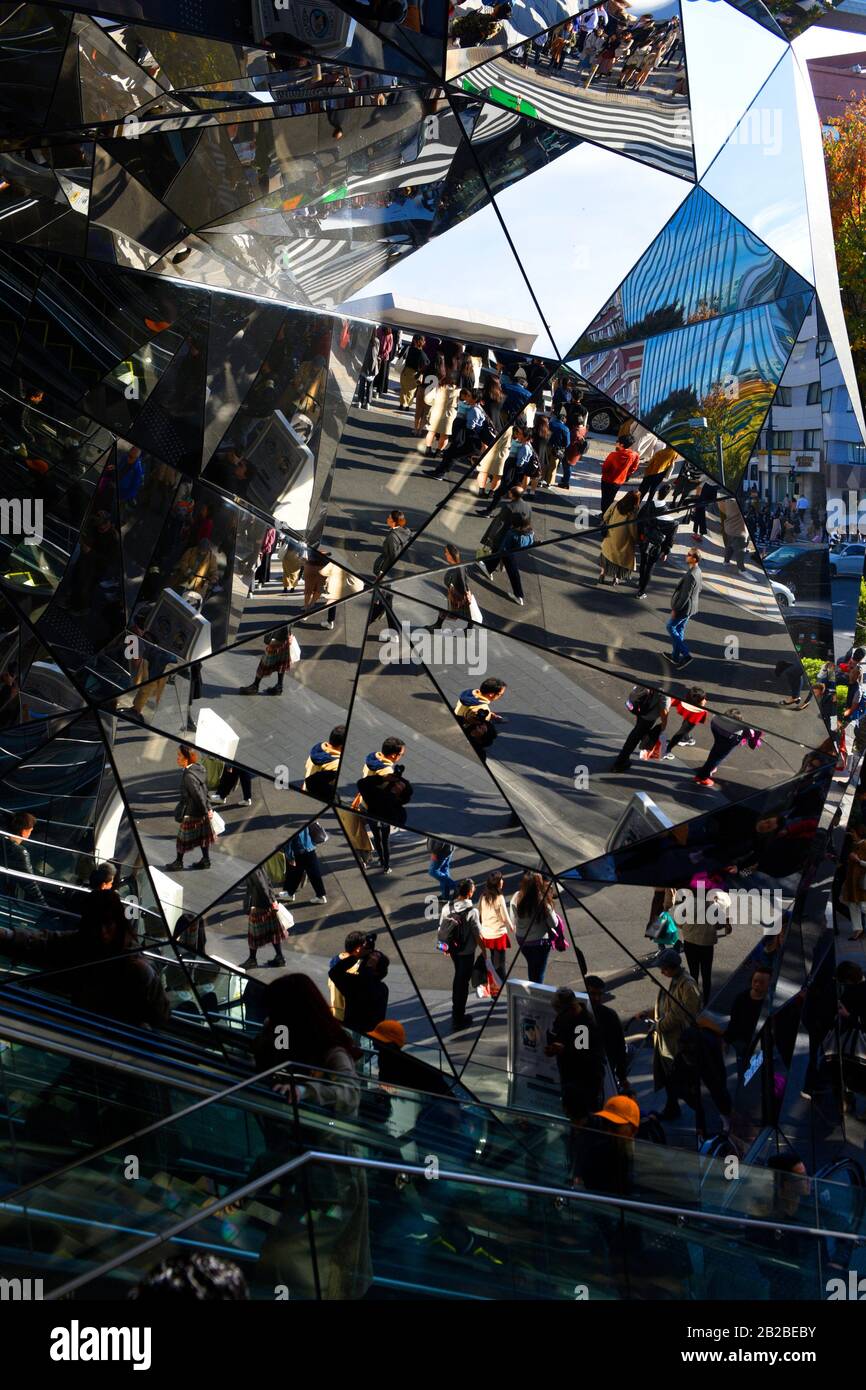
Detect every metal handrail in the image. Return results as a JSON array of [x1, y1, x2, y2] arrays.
[[44, 1147, 866, 1301]]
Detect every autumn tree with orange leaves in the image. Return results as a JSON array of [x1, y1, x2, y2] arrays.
[[825, 95, 866, 398]]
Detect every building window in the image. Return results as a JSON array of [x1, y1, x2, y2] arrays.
[[803, 429, 820, 450], [769, 431, 793, 450], [848, 443, 866, 465], [775, 386, 792, 405], [821, 389, 832, 412], [806, 381, 822, 405]]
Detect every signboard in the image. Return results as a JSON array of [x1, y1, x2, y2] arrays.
[[605, 791, 673, 853], [245, 412, 315, 533], [251, 0, 357, 54], [148, 588, 212, 664], [506, 979, 616, 1114], [506, 979, 566, 1111]]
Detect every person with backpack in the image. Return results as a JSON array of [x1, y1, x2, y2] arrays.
[[663, 687, 708, 759], [635, 482, 677, 598], [693, 710, 762, 788], [282, 825, 328, 905], [437, 878, 485, 1030], [610, 686, 669, 773], [427, 836, 457, 899], [357, 737, 412, 874]]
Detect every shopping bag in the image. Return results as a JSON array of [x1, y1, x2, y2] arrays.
[[210, 811, 226, 837], [289, 634, 301, 663], [275, 903, 294, 936], [486, 963, 503, 998], [467, 592, 483, 624]]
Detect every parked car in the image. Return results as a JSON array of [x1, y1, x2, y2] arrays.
[[783, 604, 833, 661], [829, 542, 866, 579], [770, 579, 795, 609], [762, 544, 829, 602]]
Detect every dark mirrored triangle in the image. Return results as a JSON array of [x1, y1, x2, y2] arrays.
[[102, 589, 370, 789], [387, 587, 825, 867], [338, 602, 545, 866], [558, 762, 833, 883], [389, 482, 832, 744], [101, 711, 329, 921]]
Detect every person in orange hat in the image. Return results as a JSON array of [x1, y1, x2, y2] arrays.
[[365, 1017, 454, 1101], [571, 1093, 641, 1196]]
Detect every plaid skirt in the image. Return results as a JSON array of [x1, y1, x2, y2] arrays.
[[248, 903, 285, 950], [256, 643, 291, 678], [176, 815, 216, 854]]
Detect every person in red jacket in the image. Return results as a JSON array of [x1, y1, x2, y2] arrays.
[[600, 434, 640, 513]]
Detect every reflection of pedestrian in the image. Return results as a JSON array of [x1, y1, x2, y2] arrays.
[[511, 871, 558, 983], [610, 685, 668, 772], [478, 871, 514, 979], [213, 764, 252, 808], [437, 878, 484, 1031], [427, 836, 457, 900], [664, 548, 701, 669], [283, 826, 327, 904], [653, 949, 701, 1121], [544, 987, 605, 1122], [693, 710, 762, 788], [242, 866, 287, 970], [166, 744, 214, 871], [239, 625, 292, 696]]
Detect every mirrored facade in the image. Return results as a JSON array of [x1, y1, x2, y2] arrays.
[[0, 0, 864, 1305]]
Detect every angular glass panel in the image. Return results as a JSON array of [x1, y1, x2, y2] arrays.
[[680, 0, 788, 178], [571, 186, 811, 359], [571, 290, 813, 487], [450, 1, 695, 181], [702, 51, 813, 285]]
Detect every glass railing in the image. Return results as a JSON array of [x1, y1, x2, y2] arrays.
[[39, 1150, 855, 1302], [2, 1019, 864, 1302]]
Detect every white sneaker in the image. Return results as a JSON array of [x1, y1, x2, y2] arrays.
[[239, 798, 252, 806], [276, 890, 294, 901], [310, 895, 328, 905], [662, 752, 676, 760], [511, 595, 525, 606], [210, 793, 223, 803]]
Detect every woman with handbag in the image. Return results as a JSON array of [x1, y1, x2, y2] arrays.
[[166, 743, 215, 872], [510, 870, 558, 983], [242, 865, 290, 969]]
